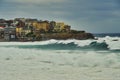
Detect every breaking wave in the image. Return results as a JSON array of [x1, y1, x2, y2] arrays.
[[0, 36, 120, 68], [0, 36, 120, 51], [8, 41, 109, 50]]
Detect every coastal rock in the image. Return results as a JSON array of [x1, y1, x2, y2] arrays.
[[40, 33, 94, 40]]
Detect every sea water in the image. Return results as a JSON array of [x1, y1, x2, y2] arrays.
[[0, 34, 120, 80]]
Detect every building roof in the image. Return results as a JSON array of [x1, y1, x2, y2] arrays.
[[0, 26, 4, 30]]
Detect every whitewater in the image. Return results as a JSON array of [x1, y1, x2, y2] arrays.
[[0, 36, 120, 80]]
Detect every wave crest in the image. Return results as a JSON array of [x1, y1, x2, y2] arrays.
[[0, 36, 120, 51]]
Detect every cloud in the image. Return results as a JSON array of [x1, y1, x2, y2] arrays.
[[1, 0, 120, 33], [5, 0, 67, 4]]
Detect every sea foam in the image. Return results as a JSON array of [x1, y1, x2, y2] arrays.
[[0, 37, 120, 80]]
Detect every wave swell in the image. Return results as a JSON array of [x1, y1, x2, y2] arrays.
[[0, 36, 120, 51]]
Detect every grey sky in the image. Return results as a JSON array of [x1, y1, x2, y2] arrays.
[[0, 0, 120, 33]]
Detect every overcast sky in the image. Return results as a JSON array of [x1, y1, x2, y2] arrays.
[[0, 0, 120, 33]]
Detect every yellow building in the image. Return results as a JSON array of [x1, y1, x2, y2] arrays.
[[21, 29, 31, 36], [53, 22, 71, 32], [16, 27, 31, 38], [60, 25, 71, 32], [54, 22, 65, 32], [16, 27, 22, 37], [32, 21, 50, 32]]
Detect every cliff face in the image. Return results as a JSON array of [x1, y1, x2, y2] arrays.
[[40, 33, 94, 40]]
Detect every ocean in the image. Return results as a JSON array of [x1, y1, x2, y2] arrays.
[[0, 33, 120, 80]]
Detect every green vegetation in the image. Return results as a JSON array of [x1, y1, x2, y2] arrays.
[[70, 30, 85, 34], [26, 32, 35, 37]]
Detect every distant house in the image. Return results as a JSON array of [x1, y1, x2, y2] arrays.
[[0, 26, 4, 30], [5, 20, 13, 26], [0, 26, 4, 38], [25, 18, 38, 25], [49, 21, 56, 31], [53, 22, 71, 32], [16, 27, 23, 38], [0, 22, 7, 27], [53, 22, 64, 32], [60, 25, 71, 32], [14, 18, 26, 22], [15, 20, 25, 37], [16, 21, 25, 27], [16, 21, 33, 40], [21, 25, 32, 36], [32, 21, 50, 32], [0, 21, 8, 39], [4, 26, 16, 41], [0, 19, 6, 23]]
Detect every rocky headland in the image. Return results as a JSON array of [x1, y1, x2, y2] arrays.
[[0, 18, 94, 41]]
